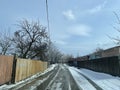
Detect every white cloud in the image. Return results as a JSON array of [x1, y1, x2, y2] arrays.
[[55, 40, 67, 45], [58, 34, 70, 39], [63, 10, 75, 20], [88, 0, 107, 14], [68, 24, 91, 36], [51, 33, 70, 46]]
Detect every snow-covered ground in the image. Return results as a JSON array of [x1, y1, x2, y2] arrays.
[[69, 67, 96, 90], [1, 64, 119, 90], [46, 65, 62, 90], [69, 66, 120, 90], [46, 64, 80, 90], [0, 64, 57, 90]]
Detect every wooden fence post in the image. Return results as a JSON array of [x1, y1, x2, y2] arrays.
[[11, 54, 17, 84]]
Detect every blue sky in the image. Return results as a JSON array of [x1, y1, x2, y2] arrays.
[[0, 0, 120, 56]]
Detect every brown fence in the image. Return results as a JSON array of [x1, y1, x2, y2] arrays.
[[0, 55, 14, 85], [0, 55, 48, 85], [15, 58, 48, 82]]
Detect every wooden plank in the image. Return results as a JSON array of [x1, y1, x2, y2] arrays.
[[15, 58, 48, 83], [0, 55, 14, 85]]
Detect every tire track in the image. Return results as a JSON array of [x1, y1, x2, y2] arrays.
[[46, 64, 80, 90]]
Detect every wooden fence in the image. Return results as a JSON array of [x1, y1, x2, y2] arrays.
[[0, 55, 48, 85], [15, 58, 48, 82], [77, 56, 120, 76], [0, 55, 14, 85]]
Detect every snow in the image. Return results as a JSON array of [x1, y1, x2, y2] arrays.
[[46, 66, 62, 90], [50, 82, 62, 90], [69, 66, 120, 90], [1, 64, 119, 90], [69, 67, 96, 90], [0, 64, 57, 90], [79, 68, 120, 90], [27, 73, 51, 90]]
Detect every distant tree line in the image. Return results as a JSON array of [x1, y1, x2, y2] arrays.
[[0, 19, 71, 63]]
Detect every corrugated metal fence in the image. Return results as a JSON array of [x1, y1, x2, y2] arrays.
[[0, 55, 48, 85], [77, 56, 120, 76]]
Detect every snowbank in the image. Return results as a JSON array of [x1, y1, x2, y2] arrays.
[[79, 68, 120, 90], [69, 66, 120, 90], [69, 67, 96, 90]]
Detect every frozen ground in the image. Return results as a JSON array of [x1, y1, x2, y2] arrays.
[[1, 64, 120, 90], [69, 67, 96, 90], [69, 66, 120, 90], [45, 64, 80, 90]]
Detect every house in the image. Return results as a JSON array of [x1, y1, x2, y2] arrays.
[[102, 46, 120, 58]]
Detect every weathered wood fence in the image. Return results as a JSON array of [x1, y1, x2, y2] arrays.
[[0, 55, 14, 85], [0, 55, 48, 85], [77, 56, 120, 76], [15, 58, 48, 82]]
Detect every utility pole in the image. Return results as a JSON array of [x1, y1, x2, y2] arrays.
[[46, 0, 51, 64], [46, 0, 50, 36]]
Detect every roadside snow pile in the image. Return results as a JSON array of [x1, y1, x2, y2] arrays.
[[69, 66, 120, 90], [0, 64, 57, 90], [69, 67, 96, 90], [79, 68, 120, 90], [42, 64, 57, 75]]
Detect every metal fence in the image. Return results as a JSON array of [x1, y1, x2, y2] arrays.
[[0, 55, 48, 85], [77, 56, 120, 76]]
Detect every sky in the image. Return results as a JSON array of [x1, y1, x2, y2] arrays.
[[0, 0, 120, 57]]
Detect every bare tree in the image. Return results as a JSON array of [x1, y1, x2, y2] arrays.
[[0, 30, 12, 55], [109, 12, 120, 45], [12, 20, 49, 60], [95, 47, 103, 53], [48, 42, 63, 63], [62, 54, 74, 63]]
